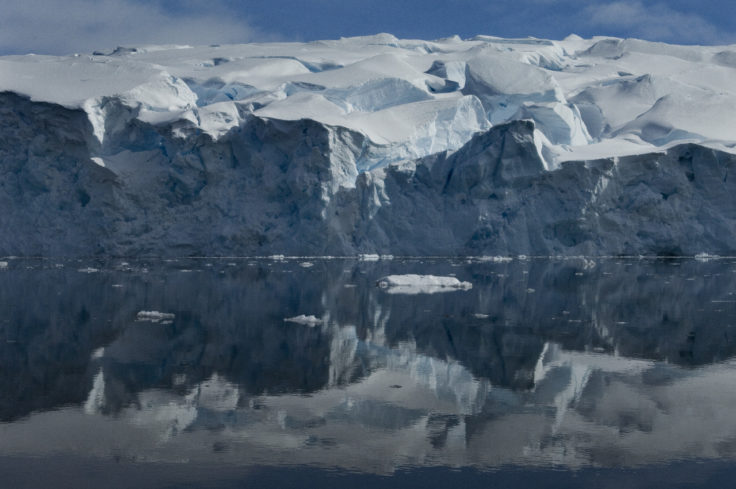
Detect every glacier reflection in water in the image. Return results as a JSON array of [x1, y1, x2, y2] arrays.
[[2, 257, 736, 487]]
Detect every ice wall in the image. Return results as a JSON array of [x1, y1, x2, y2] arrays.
[[2, 35, 736, 256]]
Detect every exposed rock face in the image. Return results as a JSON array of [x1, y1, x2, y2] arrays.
[[1, 91, 735, 256]]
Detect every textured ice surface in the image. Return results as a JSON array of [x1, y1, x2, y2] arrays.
[[1, 35, 736, 256]]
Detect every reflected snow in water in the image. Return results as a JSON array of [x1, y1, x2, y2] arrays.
[[2, 257, 736, 488]]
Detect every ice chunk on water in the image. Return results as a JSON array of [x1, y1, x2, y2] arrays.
[[284, 314, 323, 326], [695, 253, 719, 262], [377, 274, 472, 294], [136, 310, 176, 322]]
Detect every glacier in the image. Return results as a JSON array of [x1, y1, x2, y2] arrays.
[[1, 34, 736, 256]]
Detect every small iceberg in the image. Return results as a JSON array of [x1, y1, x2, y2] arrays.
[[136, 310, 175, 323], [477, 256, 513, 263], [377, 274, 472, 294], [284, 314, 323, 327], [695, 253, 719, 262]]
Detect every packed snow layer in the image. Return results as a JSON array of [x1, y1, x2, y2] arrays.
[[1, 34, 736, 256]]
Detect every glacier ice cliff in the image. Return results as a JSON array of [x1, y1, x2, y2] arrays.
[[1, 35, 736, 256]]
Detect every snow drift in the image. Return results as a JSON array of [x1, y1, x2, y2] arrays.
[[1, 35, 736, 256]]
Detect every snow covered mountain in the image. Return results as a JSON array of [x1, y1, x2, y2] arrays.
[[1, 34, 736, 256]]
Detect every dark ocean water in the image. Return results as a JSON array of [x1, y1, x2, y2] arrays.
[[2, 256, 736, 488]]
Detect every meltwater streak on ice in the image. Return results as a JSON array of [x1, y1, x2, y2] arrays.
[[1, 35, 736, 257], [2, 258, 736, 482]]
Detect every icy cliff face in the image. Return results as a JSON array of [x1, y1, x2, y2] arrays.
[[1, 34, 736, 256], [355, 121, 736, 256]]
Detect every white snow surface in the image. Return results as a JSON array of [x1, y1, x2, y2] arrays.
[[378, 275, 472, 294], [2, 34, 736, 257], [2, 34, 735, 166]]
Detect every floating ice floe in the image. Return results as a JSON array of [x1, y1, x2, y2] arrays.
[[695, 253, 719, 262], [476, 256, 513, 263], [359, 254, 381, 261], [136, 310, 176, 323], [284, 314, 323, 326], [377, 274, 472, 294]]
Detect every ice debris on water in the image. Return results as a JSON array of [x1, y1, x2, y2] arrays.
[[0, 261, 7, 270], [477, 256, 513, 263], [136, 311, 176, 323], [359, 254, 381, 261], [378, 274, 472, 294], [284, 315, 323, 327], [695, 253, 719, 262]]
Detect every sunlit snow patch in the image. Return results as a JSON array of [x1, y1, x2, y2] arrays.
[[377, 274, 472, 294]]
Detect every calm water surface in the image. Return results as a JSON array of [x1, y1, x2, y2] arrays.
[[2, 257, 736, 488]]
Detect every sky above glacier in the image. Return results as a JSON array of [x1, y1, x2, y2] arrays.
[[0, 0, 735, 55]]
